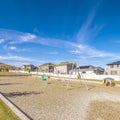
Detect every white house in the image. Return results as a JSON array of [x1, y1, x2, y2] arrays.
[[106, 61, 120, 75], [77, 65, 104, 75]]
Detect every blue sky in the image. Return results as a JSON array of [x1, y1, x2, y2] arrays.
[[0, 0, 120, 68]]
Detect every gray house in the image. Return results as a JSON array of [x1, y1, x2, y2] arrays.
[[21, 64, 37, 71], [38, 63, 54, 73], [77, 65, 104, 75], [54, 62, 76, 74], [106, 61, 120, 75]]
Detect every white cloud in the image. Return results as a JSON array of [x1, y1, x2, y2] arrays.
[[0, 39, 4, 44], [69, 50, 81, 54], [9, 47, 30, 52], [0, 55, 33, 61], [20, 33, 36, 42], [3, 44, 31, 52], [0, 27, 120, 66], [0, 29, 36, 44], [76, 0, 103, 43], [9, 46, 17, 50], [69, 43, 120, 60]]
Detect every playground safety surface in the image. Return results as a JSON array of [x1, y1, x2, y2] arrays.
[[0, 76, 120, 120]]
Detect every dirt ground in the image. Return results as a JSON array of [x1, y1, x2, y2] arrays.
[[0, 76, 120, 120], [87, 101, 120, 120]]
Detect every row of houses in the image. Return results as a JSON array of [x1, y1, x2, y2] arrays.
[[21, 61, 120, 75], [21, 62, 77, 74], [21, 62, 105, 75], [0, 60, 118, 75]]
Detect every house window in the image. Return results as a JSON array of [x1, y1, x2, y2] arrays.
[[111, 71, 117, 75], [110, 65, 114, 68]]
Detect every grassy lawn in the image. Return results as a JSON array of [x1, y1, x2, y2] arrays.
[[0, 99, 20, 120]]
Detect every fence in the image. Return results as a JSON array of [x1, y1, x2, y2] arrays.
[[9, 70, 120, 81]]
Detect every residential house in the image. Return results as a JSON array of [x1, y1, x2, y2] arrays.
[[21, 64, 36, 71], [94, 67, 105, 75], [38, 63, 54, 73], [105, 61, 120, 75], [77, 65, 104, 75], [54, 62, 77, 74]]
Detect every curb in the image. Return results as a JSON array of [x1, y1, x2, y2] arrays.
[[0, 92, 32, 120]]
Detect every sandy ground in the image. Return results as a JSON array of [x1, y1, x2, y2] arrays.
[[0, 76, 120, 120]]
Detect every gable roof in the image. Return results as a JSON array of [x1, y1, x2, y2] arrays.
[[39, 63, 54, 67], [55, 62, 76, 66], [107, 61, 120, 65], [77, 65, 95, 69]]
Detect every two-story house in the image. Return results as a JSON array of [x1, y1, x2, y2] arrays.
[[54, 62, 77, 74], [106, 61, 120, 75], [77, 65, 104, 75], [38, 63, 54, 73], [21, 64, 36, 71]]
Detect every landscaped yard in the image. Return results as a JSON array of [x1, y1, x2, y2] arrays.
[[0, 99, 20, 120]]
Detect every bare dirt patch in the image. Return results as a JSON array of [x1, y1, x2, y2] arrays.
[[87, 101, 120, 120]]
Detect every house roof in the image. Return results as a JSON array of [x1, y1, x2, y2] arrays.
[[107, 61, 120, 65], [22, 64, 35, 67], [77, 65, 95, 69], [39, 63, 54, 67], [55, 62, 76, 66], [95, 67, 104, 70]]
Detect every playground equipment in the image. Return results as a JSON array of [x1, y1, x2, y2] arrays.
[[41, 75, 46, 81], [65, 62, 88, 90], [66, 71, 88, 90], [103, 77, 115, 87], [35, 62, 89, 90]]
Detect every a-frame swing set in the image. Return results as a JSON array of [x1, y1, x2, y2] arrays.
[[65, 62, 88, 90], [35, 62, 89, 90]]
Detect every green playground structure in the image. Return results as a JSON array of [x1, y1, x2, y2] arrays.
[[41, 75, 46, 81]]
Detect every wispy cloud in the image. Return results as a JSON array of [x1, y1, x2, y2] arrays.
[[20, 33, 36, 42], [0, 26, 120, 67], [3, 44, 30, 52], [1, 28, 120, 60], [70, 43, 120, 60], [76, 0, 103, 43], [0, 55, 33, 61], [0, 29, 74, 49], [9, 46, 17, 50], [0, 28, 36, 44], [0, 39, 4, 44]]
